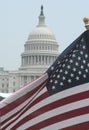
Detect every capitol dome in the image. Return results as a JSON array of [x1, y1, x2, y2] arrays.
[[28, 7, 56, 42], [20, 6, 59, 81], [28, 26, 56, 41], [0, 6, 59, 93]]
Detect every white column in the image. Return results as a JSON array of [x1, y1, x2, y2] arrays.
[[34, 56, 35, 64], [27, 56, 29, 65], [47, 56, 48, 64], [46, 56, 47, 64], [44, 56, 46, 64], [33, 56, 34, 64], [31, 56, 32, 64], [21, 57, 22, 66], [43, 56, 44, 64], [36, 56, 37, 64], [51, 56, 53, 64], [41, 55, 42, 64], [37, 56, 39, 64], [29, 56, 30, 65]]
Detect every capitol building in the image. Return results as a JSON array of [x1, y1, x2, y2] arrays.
[[0, 6, 59, 93]]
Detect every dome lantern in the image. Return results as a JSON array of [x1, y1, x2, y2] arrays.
[[37, 5, 46, 27], [40, 5, 44, 15]]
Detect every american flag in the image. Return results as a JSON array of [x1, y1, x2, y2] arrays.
[[0, 30, 89, 130]]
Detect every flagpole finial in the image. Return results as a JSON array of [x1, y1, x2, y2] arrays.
[[83, 17, 89, 30]]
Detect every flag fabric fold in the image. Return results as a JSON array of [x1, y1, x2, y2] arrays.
[[0, 30, 89, 130]]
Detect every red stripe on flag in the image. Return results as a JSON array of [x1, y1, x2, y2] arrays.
[[1, 79, 47, 116], [11, 91, 89, 129], [61, 121, 89, 130], [1, 85, 47, 129], [2, 90, 89, 130], [25, 106, 89, 130], [1, 91, 48, 126]]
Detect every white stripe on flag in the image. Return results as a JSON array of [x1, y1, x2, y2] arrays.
[[1, 87, 47, 128], [16, 99, 89, 130], [1, 82, 89, 130], [1, 82, 89, 126], [0, 73, 48, 107], [41, 114, 89, 130]]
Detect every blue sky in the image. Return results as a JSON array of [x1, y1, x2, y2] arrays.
[[0, 0, 89, 70]]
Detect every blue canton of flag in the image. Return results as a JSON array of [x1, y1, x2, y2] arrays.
[[47, 30, 89, 95]]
